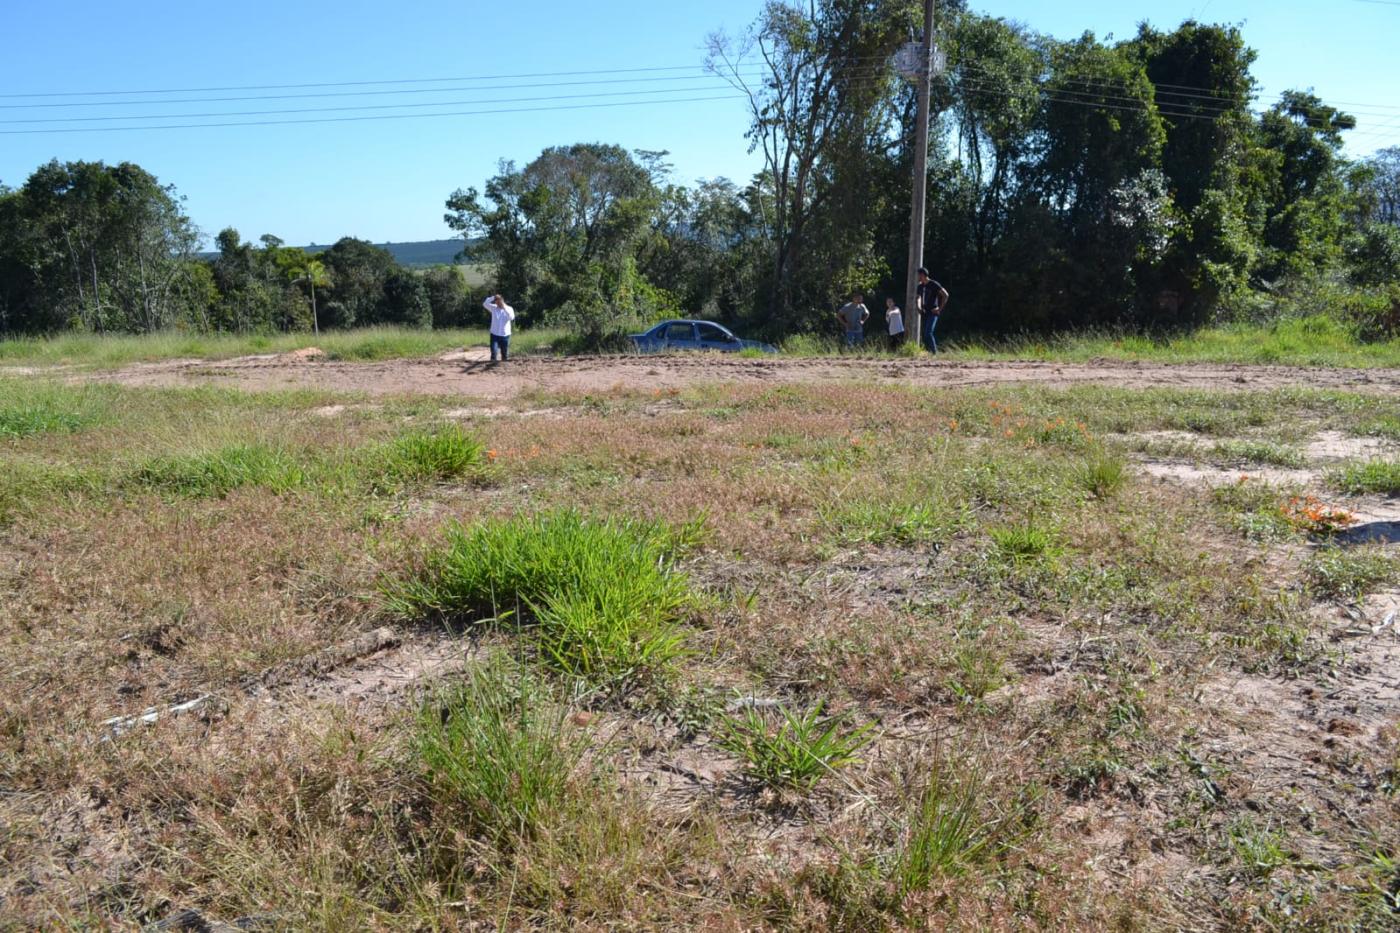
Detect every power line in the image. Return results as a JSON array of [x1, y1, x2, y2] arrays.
[[0, 63, 736, 99], [0, 71, 773, 111], [0, 84, 760, 125], [0, 93, 746, 135]]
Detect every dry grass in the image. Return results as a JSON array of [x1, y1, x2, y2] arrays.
[[3, 374, 1399, 929]]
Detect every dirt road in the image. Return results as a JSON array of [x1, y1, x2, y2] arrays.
[[52, 348, 1400, 396]]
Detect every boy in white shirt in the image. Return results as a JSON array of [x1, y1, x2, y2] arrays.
[[483, 294, 516, 362], [885, 297, 905, 350]]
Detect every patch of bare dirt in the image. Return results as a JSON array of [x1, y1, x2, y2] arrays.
[[1305, 430, 1397, 463], [1136, 460, 1317, 488], [66, 354, 1400, 398]]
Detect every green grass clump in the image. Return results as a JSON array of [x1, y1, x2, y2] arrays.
[[1211, 479, 1296, 541], [0, 403, 88, 439], [0, 383, 102, 439], [416, 657, 583, 846], [718, 702, 871, 792], [1329, 460, 1400, 496], [990, 522, 1060, 562], [1073, 454, 1127, 499], [389, 510, 700, 685], [1209, 440, 1305, 468], [1306, 546, 1399, 601], [370, 425, 487, 486], [891, 764, 1003, 893], [819, 498, 955, 547], [130, 444, 306, 498]]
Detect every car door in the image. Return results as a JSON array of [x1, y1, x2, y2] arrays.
[[663, 321, 697, 350], [696, 323, 740, 351]]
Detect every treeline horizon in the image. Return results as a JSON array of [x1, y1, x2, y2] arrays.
[[2, 3, 1398, 344]]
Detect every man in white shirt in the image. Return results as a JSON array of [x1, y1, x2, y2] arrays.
[[483, 294, 516, 362]]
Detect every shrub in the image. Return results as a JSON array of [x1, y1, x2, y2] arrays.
[[718, 702, 872, 792]]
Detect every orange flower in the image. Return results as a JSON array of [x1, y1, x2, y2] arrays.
[[486, 449, 498, 461]]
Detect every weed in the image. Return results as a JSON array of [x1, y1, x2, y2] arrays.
[[718, 702, 872, 792], [388, 510, 699, 685], [1306, 546, 1399, 601], [990, 521, 1060, 562], [1212, 478, 1297, 541], [1210, 440, 1305, 468], [889, 761, 1033, 895], [130, 444, 306, 498], [1280, 494, 1358, 535], [415, 656, 584, 846], [1074, 453, 1127, 499], [0, 393, 94, 438], [1228, 820, 1292, 879], [369, 425, 487, 487], [819, 498, 955, 547], [1330, 460, 1400, 495]]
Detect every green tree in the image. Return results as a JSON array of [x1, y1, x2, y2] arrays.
[[285, 256, 330, 335]]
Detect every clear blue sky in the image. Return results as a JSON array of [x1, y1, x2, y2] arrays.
[[2, 0, 1396, 247]]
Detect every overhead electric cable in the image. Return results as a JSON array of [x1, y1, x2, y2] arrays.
[[0, 92, 746, 135]]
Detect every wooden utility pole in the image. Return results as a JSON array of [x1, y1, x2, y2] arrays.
[[904, 0, 936, 348]]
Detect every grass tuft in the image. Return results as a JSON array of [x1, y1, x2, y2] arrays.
[[1306, 546, 1399, 601], [416, 656, 583, 847], [1073, 453, 1127, 499], [130, 444, 305, 498], [990, 521, 1059, 562], [718, 702, 872, 792], [370, 425, 487, 487], [388, 510, 700, 685], [1329, 460, 1400, 496]]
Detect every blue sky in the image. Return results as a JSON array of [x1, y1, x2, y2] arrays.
[[2, 0, 1397, 246]]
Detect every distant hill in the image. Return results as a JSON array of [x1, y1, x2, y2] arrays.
[[199, 238, 473, 267], [307, 239, 468, 267]]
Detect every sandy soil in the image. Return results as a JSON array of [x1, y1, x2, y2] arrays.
[[37, 349, 1400, 397]]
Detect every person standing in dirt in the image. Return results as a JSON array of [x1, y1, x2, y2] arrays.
[[884, 297, 905, 351], [483, 294, 515, 363], [836, 293, 870, 349], [916, 267, 949, 353]]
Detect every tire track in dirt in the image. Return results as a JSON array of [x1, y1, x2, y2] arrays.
[[47, 352, 1400, 397]]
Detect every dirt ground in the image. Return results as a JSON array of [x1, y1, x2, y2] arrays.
[[34, 348, 1400, 397], [6, 350, 1400, 928]]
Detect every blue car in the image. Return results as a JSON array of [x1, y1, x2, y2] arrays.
[[628, 319, 778, 354]]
